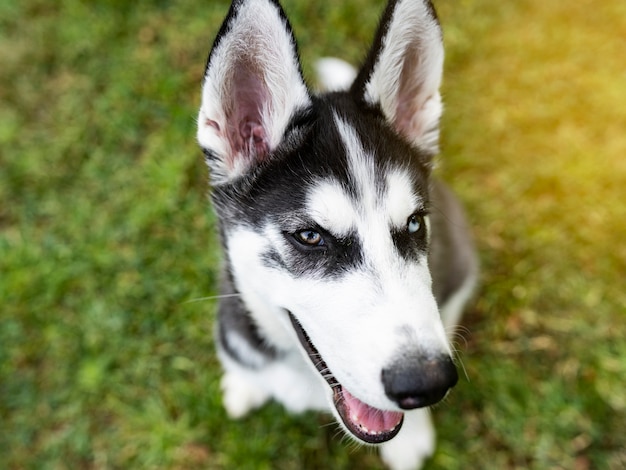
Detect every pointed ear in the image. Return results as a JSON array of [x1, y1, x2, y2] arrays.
[[352, 0, 444, 155], [197, 0, 311, 183]]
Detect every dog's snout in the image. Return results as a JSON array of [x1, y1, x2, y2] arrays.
[[382, 355, 458, 409]]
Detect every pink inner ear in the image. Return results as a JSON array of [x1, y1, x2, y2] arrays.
[[227, 63, 271, 163], [393, 51, 427, 141], [395, 97, 429, 142], [239, 120, 269, 160], [205, 118, 221, 132]]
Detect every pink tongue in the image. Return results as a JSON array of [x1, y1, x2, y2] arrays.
[[342, 388, 403, 433]]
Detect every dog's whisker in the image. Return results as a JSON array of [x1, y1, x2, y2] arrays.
[[446, 326, 471, 351], [454, 354, 470, 382], [183, 293, 242, 304], [455, 326, 472, 343], [336, 424, 360, 450], [450, 339, 466, 356], [457, 325, 472, 335], [446, 324, 471, 338]]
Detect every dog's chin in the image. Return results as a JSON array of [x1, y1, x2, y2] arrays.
[[288, 312, 404, 444]]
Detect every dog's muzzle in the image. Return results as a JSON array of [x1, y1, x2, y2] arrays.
[[289, 312, 458, 444], [288, 312, 403, 443], [288, 312, 458, 444]]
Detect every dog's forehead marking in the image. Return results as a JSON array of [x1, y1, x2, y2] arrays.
[[385, 169, 420, 229], [333, 113, 379, 212], [306, 180, 357, 237], [330, 113, 423, 232]]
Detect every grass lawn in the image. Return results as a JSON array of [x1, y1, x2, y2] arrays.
[[1, 0, 624, 468]]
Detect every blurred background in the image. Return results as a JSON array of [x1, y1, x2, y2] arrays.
[[1, 0, 624, 468]]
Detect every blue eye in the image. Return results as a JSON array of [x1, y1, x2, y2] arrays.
[[407, 214, 424, 234], [296, 230, 324, 246]]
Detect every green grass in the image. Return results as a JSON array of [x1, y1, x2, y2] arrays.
[[1, 0, 624, 468]]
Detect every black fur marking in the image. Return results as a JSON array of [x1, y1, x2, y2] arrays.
[[283, 230, 363, 278], [261, 248, 288, 271], [260, 228, 364, 279], [392, 215, 429, 261]]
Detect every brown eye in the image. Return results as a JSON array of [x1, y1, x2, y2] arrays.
[[296, 230, 324, 246]]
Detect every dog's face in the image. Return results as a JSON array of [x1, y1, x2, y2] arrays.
[[198, 0, 457, 444]]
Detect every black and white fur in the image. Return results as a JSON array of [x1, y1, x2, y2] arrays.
[[197, 1, 477, 468]]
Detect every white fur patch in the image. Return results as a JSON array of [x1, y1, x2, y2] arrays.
[[385, 168, 422, 230], [306, 180, 357, 237], [225, 227, 295, 350], [334, 113, 376, 203], [219, 351, 328, 419]]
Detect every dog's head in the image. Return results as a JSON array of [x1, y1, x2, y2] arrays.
[[198, 0, 456, 444]]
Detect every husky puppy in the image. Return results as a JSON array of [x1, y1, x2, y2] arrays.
[[197, 1, 477, 468]]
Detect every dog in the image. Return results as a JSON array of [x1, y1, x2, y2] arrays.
[[196, 1, 478, 468]]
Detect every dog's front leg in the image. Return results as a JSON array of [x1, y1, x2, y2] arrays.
[[220, 365, 271, 419], [379, 408, 435, 470]]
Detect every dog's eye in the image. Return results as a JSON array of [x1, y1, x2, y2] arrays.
[[407, 214, 424, 234], [295, 230, 324, 247]]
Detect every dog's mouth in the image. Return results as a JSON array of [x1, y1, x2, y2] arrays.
[[288, 312, 404, 444]]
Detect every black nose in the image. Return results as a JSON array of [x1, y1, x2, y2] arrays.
[[382, 355, 458, 409]]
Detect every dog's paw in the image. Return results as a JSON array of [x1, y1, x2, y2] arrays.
[[379, 409, 435, 470], [221, 372, 270, 419]]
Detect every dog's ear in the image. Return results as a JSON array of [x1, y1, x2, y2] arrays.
[[197, 0, 311, 183], [352, 0, 444, 155]]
